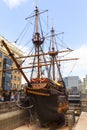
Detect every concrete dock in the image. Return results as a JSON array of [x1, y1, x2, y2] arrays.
[[14, 124, 68, 130], [14, 112, 87, 130], [74, 112, 87, 130]]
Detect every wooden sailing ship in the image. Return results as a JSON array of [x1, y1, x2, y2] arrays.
[[1, 6, 79, 129]]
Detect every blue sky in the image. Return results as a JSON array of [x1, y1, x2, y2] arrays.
[[0, 0, 87, 81]]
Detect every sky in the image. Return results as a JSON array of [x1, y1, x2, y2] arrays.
[[0, 0, 87, 81]]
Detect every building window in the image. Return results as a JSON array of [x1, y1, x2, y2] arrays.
[[17, 84, 19, 88], [11, 75, 13, 79], [3, 73, 5, 77], [14, 76, 16, 80], [13, 84, 16, 88], [11, 83, 12, 88], [6, 73, 11, 78], [14, 70, 17, 73], [0, 62, 2, 67], [0, 52, 2, 58], [5, 64, 11, 68], [18, 77, 20, 81], [18, 70, 20, 74]]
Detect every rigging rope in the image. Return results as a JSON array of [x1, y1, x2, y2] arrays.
[[15, 21, 30, 44], [30, 47, 37, 79], [67, 60, 78, 76], [40, 46, 49, 75]]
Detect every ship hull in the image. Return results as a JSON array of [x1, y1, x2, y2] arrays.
[[20, 80, 66, 128], [28, 92, 65, 127]]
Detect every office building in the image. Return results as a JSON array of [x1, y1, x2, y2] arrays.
[[63, 76, 81, 93]]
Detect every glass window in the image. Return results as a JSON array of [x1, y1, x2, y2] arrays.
[[0, 52, 2, 57], [0, 62, 2, 67], [14, 76, 16, 80], [18, 77, 20, 81], [18, 70, 20, 74], [3, 73, 5, 77], [14, 70, 17, 73], [6, 73, 11, 78], [11, 83, 12, 88], [13, 84, 16, 88], [11, 75, 12, 79], [6, 64, 11, 68], [4, 56, 8, 59]]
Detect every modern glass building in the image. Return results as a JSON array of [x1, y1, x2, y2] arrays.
[[63, 76, 81, 92], [2, 56, 12, 90]]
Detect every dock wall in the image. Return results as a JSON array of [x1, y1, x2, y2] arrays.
[[0, 102, 30, 130]]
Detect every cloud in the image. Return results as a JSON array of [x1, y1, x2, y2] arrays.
[[62, 45, 87, 80], [75, 45, 87, 78], [3, 0, 28, 9]]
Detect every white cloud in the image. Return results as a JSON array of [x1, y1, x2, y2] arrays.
[[62, 45, 87, 80], [75, 45, 87, 78], [3, 0, 28, 9]]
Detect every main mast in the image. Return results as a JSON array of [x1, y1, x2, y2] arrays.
[[32, 6, 45, 79]]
